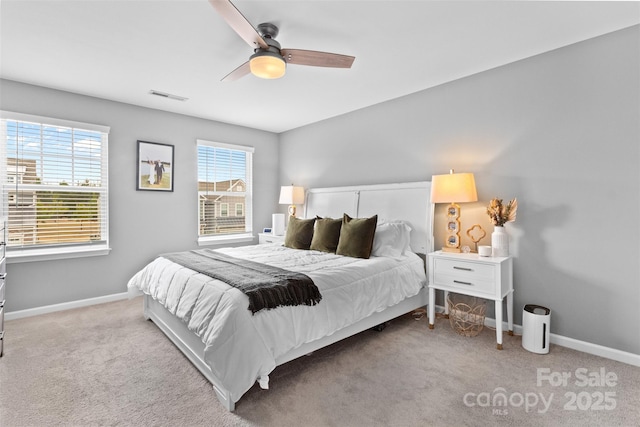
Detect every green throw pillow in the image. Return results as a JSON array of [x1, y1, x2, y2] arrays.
[[284, 216, 316, 250], [310, 216, 342, 253], [336, 214, 378, 259]]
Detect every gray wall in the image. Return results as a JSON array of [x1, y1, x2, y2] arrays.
[[1, 79, 280, 312], [279, 26, 640, 354]]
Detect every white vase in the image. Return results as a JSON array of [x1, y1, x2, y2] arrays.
[[491, 226, 509, 257]]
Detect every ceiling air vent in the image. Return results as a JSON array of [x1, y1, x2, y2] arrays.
[[149, 90, 188, 102]]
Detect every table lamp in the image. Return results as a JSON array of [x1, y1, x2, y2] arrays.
[[279, 185, 305, 217], [430, 170, 478, 252]]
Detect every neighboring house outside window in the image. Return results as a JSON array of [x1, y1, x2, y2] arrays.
[[0, 111, 110, 261], [197, 139, 253, 245]]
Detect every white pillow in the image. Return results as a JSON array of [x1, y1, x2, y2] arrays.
[[371, 221, 412, 257], [382, 220, 412, 253]]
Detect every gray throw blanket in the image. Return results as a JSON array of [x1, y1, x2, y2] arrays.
[[161, 249, 322, 314]]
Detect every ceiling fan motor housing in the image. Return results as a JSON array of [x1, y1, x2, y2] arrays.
[[254, 36, 282, 55]]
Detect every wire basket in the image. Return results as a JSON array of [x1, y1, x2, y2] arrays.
[[447, 293, 487, 337]]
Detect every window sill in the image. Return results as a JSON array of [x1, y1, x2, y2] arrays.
[[197, 233, 255, 247], [7, 246, 112, 263]]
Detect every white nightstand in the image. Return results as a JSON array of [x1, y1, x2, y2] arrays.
[[258, 233, 285, 245], [427, 251, 514, 350]]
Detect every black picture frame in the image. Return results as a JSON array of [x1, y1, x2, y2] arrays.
[[136, 140, 174, 192]]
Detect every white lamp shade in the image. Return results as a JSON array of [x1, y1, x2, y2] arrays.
[[279, 185, 305, 205], [430, 172, 478, 203]]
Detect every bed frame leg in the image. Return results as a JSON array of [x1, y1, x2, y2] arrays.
[[213, 384, 235, 411], [371, 322, 388, 332], [142, 296, 151, 320]]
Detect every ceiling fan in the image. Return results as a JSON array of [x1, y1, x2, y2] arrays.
[[208, 0, 355, 81]]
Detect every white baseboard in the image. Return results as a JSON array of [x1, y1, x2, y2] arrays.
[[547, 332, 640, 367], [5, 292, 129, 321], [6, 296, 640, 367]]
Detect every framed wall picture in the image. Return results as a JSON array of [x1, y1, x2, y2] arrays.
[[136, 140, 174, 192]]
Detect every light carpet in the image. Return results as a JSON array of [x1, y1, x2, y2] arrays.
[[0, 297, 638, 427]]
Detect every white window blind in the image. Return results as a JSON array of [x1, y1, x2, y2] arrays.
[[1, 111, 110, 260], [197, 139, 253, 242]]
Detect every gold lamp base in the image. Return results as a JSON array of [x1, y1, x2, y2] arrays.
[[443, 202, 462, 252]]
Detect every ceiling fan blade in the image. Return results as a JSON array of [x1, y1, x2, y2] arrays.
[[281, 49, 355, 68], [221, 61, 251, 82], [208, 0, 268, 50]]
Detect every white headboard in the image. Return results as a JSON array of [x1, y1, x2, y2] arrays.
[[303, 181, 434, 254]]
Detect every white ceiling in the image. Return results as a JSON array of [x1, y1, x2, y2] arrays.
[[1, 1, 638, 133]]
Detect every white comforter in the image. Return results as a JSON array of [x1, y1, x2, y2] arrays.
[[127, 244, 427, 403]]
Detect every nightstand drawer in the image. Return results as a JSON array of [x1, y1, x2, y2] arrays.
[[258, 233, 284, 244], [433, 258, 495, 281], [432, 273, 495, 294]]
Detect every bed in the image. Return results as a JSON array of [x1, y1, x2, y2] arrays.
[[128, 181, 434, 411]]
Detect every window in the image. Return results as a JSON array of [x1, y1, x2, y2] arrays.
[[197, 139, 253, 244], [1, 111, 110, 261]]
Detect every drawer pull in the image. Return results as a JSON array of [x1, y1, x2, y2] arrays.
[[453, 280, 473, 286], [453, 266, 473, 271]]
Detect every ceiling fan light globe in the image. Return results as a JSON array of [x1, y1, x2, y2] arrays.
[[249, 51, 286, 79]]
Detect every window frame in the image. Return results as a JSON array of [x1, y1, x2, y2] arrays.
[[1, 111, 111, 263], [196, 139, 254, 246]]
